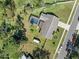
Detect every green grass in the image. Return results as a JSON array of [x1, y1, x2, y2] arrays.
[[12, 1, 73, 58], [0, 0, 75, 59], [32, 7, 44, 16], [43, 0, 56, 3], [14, 0, 74, 23], [0, 6, 4, 25], [43, 0, 74, 3], [4, 44, 19, 59], [23, 25, 64, 59], [14, 0, 27, 7], [0, 39, 3, 49], [0, 16, 24, 59], [28, 26, 64, 59], [0, 39, 19, 59], [43, 27, 64, 59], [72, 57, 78, 59]]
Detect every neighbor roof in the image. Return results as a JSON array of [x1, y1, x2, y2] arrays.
[[21, 53, 32, 59], [21, 54, 26, 59], [39, 13, 59, 39]]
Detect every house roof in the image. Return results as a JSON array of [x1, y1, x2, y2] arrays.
[[21, 53, 32, 59], [21, 54, 26, 59], [40, 13, 54, 21], [39, 13, 59, 39]]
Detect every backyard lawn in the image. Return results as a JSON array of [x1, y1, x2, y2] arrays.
[[19, 22, 64, 58]]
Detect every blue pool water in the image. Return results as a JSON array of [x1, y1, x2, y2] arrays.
[[30, 17, 39, 24]]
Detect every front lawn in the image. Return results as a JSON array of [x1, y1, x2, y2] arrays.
[[44, 27, 64, 59]]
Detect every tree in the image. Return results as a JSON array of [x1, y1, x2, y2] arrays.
[[12, 29, 27, 44], [3, 0, 16, 17], [0, 49, 9, 59], [33, 48, 50, 59], [0, 20, 13, 38], [16, 14, 24, 27], [0, 18, 27, 44], [4, 0, 15, 10]]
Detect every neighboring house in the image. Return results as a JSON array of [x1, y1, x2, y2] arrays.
[[30, 16, 40, 25], [39, 13, 59, 39], [20, 52, 32, 59]]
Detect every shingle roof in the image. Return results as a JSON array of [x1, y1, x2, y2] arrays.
[[39, 13, 59, 39]]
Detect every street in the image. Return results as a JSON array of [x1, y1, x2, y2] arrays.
[[56, 3, 79, 59]]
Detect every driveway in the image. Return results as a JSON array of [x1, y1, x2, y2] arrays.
[[58, 21, 79, 31], [58, 21, 70, 31]]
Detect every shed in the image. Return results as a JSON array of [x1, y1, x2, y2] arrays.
[[33, 37, 41, 44]]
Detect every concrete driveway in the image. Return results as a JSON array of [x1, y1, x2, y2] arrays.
[[58, 21, 79, 31]]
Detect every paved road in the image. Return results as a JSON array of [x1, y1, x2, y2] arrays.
[[56, 3, 79, 59]]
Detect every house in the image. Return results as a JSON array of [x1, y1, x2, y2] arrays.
[[30, 16, 40, 25], [29, 13, 59, 39], [39, 13, 59, 39], [20, 52, 32, 59]]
